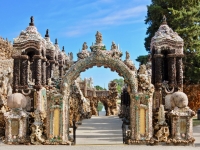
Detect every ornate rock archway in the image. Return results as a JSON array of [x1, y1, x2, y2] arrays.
[[62, 48, 138, 140], [60, 31, 152, 143], [60, 31, 154, 143]]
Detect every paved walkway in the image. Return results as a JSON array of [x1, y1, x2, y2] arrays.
[[76, 111, 123, 145]]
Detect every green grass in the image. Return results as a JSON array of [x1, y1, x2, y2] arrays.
[[193, 119, 200, 126], [97, 102, 103, 111]]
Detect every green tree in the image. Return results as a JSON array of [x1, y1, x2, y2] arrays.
[[94, 85, 106, 90], [113, 78, 124, 93], [145, 0, 200, 83], [135, 55, 149, 65]]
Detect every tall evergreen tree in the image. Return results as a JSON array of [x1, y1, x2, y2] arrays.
[[135, 55, 148, 65], [145, 0, 200, 83]]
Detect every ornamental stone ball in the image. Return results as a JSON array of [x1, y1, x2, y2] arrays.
[[7, 93, 27, 109], [170, 92, 188, 108]]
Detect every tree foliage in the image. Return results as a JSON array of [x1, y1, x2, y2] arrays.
[[145, 0, 200, 83], [135, 55, 148, 65], [94, 85, 106, 90], [113, 78, 124, 93]]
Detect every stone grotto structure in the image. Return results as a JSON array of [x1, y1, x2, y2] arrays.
[[0, 16, 196, 145]]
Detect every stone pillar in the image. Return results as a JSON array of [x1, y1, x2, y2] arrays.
[[13, 56, 20, 92], [176, 55, 184, 91], [151, 57, 155, 85], [167, 54, 176, 87], [33, 55, 42, 89], [46, 61, 51, 84], [130, 93, 136, 140], [42, 58, 47, 86], [20, 55, 29, 87], [59, 64, 63, 78], [49, 60, 55, 78], [153, 54, 163, 106], [154, 54, 163, 87], [84, 78, 87, 97]]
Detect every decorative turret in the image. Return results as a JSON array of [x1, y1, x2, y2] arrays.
[[44, 29, 55, 52], [55, 38, 58, 45], [62, 46, 65, 52], [150, 15, 184, 109], [13, 16, 46, 91], [151, 15, 183, 52], [45, 29, 49, 37], [90, 31, 106, 51], [29, 16, 34, 26]]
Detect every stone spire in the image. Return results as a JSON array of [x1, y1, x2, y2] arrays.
[[62, 46, 65, 52], [29, 16, 34, 26], [55, 38, 58, 44], [45, 29, 49, 37], [95, 31, 102, 44]]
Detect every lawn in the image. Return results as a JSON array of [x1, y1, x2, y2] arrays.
[[193, 118, 200, 126]]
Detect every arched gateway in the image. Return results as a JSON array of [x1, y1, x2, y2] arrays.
[[61, 31, 154, 143]]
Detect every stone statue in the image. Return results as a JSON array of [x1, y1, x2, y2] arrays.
[[82, 42, 88, 50], [162, 15, 167, 23], [95, 31, 102, 44], [138, 64, 148, 75], [111, 41, 117, 50], [125, 51, 130, 60], [87, 77, 93, 88], [0, 68, 12, 96], [138, 64, 152, 92]]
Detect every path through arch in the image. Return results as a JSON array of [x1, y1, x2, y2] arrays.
[[76, 113, 123, 145]]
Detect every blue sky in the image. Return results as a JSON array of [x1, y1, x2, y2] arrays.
[[0, 0, 151, 89]]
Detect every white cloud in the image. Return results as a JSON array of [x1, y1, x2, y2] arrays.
[[65, 30, 83, 37], [64, 5, 146, 37]]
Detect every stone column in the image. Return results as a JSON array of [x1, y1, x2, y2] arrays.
[[49, 60, 55, 78], [59, 64, 63, 78], [20, 55, 29, 87], [33, 55, 42, 89], [42, 58, 47, 86], [176, 54, 184, 91], [130, 93, 136, 140], [153, 54, 163, 106], [84, 78, 87, 97], [167, 54, 176, 87], [13, 56, 20, 92], [46, 61, 51, 84], [154, 54, 163, 88]]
